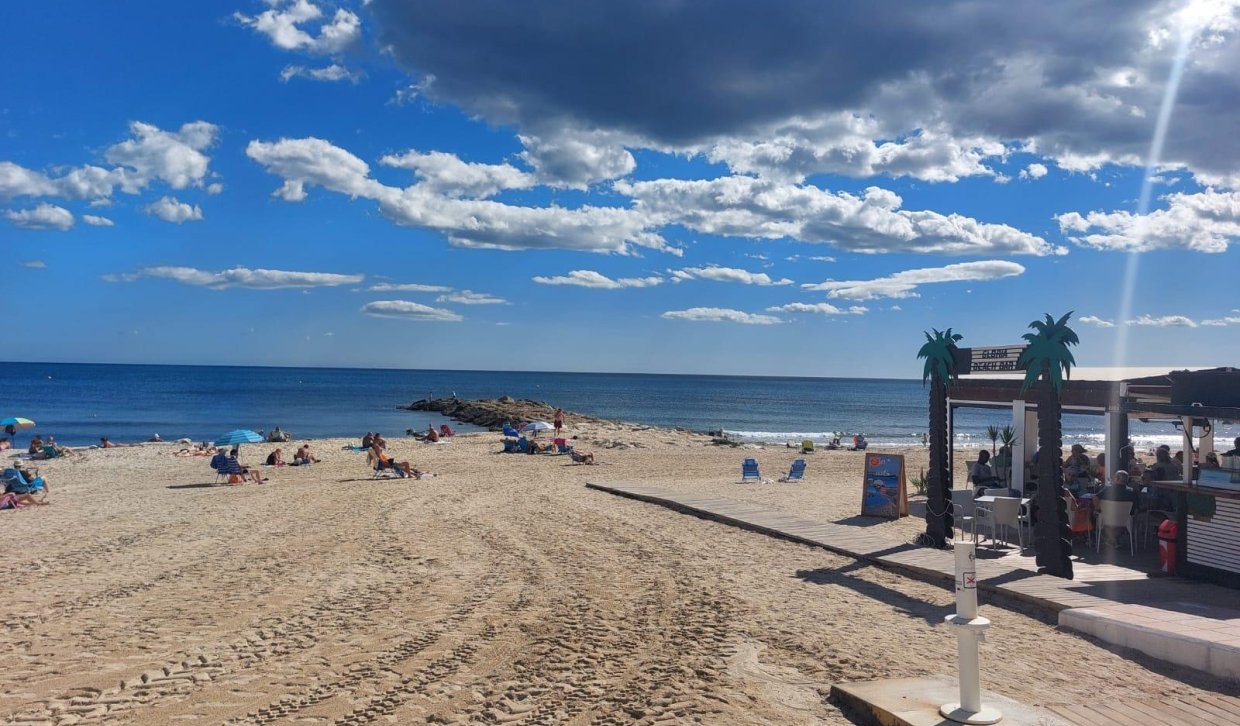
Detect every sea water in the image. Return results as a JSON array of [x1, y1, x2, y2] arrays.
[[0, 362, 1230, 450]]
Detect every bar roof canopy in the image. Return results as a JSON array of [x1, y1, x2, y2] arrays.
[[949, 367, 1240, 420]]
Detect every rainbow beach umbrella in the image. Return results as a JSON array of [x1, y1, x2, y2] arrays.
[[0, 417, 36, 430]]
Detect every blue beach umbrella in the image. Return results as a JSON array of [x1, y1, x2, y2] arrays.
[[215, 429, 263, 449]]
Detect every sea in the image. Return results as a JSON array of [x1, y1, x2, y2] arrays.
[[1, 362, 1232, 450]]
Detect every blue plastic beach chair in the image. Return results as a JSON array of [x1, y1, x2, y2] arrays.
[[502, 424, 520, 438], [741, 458, 761, 483], [780, 458, 807, 482]]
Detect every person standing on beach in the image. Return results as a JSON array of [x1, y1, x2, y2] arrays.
[[554, 408, 565, 437]]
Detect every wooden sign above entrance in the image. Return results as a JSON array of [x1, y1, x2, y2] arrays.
[[954, 345, 1028, 374]]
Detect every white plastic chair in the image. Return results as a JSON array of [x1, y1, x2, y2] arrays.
[[1097, 499, 1136, 556], [990, 496, 1029, 550], [950, 489, 980, 541]]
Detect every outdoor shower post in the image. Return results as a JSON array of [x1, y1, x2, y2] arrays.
[[941, 540, 1002, 724]]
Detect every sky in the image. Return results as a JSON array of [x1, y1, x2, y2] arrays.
[[2, 0, 1239, 378]]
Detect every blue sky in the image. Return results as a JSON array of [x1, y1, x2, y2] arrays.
[[2, 0, 1238, 377]]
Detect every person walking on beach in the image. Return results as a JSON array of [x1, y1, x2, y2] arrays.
[[554, 408, 565, 437]]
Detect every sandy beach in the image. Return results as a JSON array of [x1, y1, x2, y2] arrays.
[[3, 422, 1235, 725]]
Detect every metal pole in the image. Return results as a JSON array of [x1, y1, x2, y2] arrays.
[[941, 540, 1002, 724]]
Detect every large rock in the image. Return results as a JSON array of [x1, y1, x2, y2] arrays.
[[403, 398, 601, 431]]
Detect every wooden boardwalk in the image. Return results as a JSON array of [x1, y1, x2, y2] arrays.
[[587, 482, 1240, 725], [584, 482, 1225, 613]]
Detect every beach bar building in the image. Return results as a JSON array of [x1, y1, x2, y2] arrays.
[[945, 367, 1240, 587]]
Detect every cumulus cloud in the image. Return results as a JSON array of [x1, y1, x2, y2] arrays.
[[247, 136, 672, 254], [82, 214, 114, 227], [1057, 189, 1240, 253], [236, 0, 360, 55], [1020, 163, 1049, 180], [5, 203, 74, 230], [1128, 314, 1199, 328], [803, 260, 1025, 300], [518, 128, 637, 189], [280, 63, 361, 83], [1, 121, 218, 203], [661, 307, 783, 325], [620, 177, 1060, 255], [531, 270, 664, 289], [367, 282, 453, 293], [144, 196, 203, 224], [380, 150, 535, 198], [1078, 314, 1116, 328], [360, 299, 463, 322], [670, 265, 792, 286], [435, 290, 507, 305], [106, 265, 363, 289], [369, 0, 1240, 188], [766, 302, 867, 315]]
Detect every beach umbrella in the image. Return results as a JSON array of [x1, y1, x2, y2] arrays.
[[214, 429, 263, 450], [520, 421, 553, 437], [1, 417, 35, 447]]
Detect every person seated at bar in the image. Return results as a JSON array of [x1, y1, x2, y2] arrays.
[[969, 450, 1001, 495], [1092, 452, 1106, 482], [1063, 444, 1093, 491], [1097, 470, 1140, 544], [1152, 446, 1182, 481], [1223, 436, 1240, 457], [1118, 444, 1138, 475], [1203, 451, 1221, 469]]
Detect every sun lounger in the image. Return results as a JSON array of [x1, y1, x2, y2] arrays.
[[779, 458, 807, 482], [801, 439, 814, 454], [741, 458, 762, 483]]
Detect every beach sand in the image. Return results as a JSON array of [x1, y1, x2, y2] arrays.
[[2, 424, 1234, 724]]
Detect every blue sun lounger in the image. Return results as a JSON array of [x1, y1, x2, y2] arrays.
[[741, 458, 762, 483], [780, 458, 807, 482]]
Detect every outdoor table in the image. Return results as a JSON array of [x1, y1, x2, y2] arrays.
[[975, 496, 1032, 507]]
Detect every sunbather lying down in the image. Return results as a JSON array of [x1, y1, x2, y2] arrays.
[[570, 450, 596, 465], [368, 444, 433, 479]]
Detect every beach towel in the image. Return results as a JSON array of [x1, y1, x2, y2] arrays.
[[0, 492, 23, 510]]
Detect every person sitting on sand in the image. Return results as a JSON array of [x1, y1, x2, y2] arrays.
[[266, 448, 285, 467], [367, 443, 424, 478], [220, 449, 263, 484], [426, 425, 440, 443], [4, 466, 50, 501], [28, 435, 44, 455], [149, 433, 162, 442], [293, 444, 319, 465], [570, 450, 595, 465], [362, 432, 375, 449], [0, 437, 10, 451], [2, 489, 47, 507], [100, 436, 118, 449]]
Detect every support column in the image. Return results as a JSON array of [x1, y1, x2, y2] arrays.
[[948, 402, 956, 489], [1104, 410, 1124, 480], [1011, 401, 1026, 494], [1183, 416, 1194, 485]]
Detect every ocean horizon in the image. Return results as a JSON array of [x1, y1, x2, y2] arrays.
[[1, 361, 1230, 450]]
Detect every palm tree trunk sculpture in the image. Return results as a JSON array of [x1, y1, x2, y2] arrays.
[[918, 328, 962, 549]]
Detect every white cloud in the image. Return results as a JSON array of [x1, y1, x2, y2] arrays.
[[1058, 189, 1240, 253], [247, 136, 672, 254], [803, 260, 1025, 300], [380, 150, 535, 198], [808, 256, 836, 262], [361, 299, 463, 322], [436, 290, 507, 305], [518, 127, 637, 189], [1, 121, 217, 205], [107, 265, 364, 289], [144, 196, 204, 223], [82, 214, 114, 227], [531, 270, 664, 289], [367, 282, 453, 293], [104, 121, 219, 192], [1128, 314, 1198, 328], [618, 176, 1061, 255], [661, 307, 783, 325], [20, 260, 47, 269], [236, 0, 360, 55], [5, 203, 74, 230], [671, 265, 792, 286], [1078, 315, 1115, 328], [766, 302, 867, 315], [1201, 316, 1240, 327], [1020, 163, 1049, 180], [280, 63, 362, 83], [206, 182, 224, 195]]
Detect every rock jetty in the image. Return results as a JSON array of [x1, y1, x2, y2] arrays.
[[403, 397, 601, 431]]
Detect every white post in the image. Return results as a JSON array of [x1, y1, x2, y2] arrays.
[[1105, 410, 1123, 481], [1010, 401, 1025, 494], [941, 540, 1002, 725]]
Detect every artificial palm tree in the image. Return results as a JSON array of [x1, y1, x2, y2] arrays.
[[918, 328, 963, 548], [1017, 312, 1079, 579], [986, 425, 1000, 455]]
